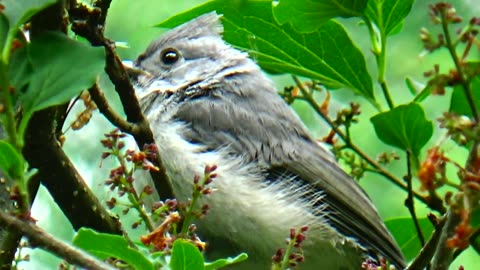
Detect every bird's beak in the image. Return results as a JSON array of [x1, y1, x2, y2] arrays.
[[122, 60, 153, 80], [122, 60, 176, 99]]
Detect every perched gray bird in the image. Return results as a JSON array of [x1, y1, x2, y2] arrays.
[[129, 12, 406, 270]]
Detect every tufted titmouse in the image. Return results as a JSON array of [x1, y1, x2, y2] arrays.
[[128, 12, 406, 270]]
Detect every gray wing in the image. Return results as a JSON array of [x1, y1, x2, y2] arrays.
[[172, 75, 406, 269]]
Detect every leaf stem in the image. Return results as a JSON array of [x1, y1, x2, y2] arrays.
[[0, 58, 29, 213], [363, 16, 394, 110], [0, 61, 20, 150]]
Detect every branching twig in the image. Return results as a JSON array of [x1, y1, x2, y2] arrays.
[[439, 7, 479, 122], [0, 212, 115, 270], [69, 0, 174, 201], [292, 76, 446, 213]]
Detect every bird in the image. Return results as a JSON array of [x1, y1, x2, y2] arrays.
[[128, 12, 406, 270]]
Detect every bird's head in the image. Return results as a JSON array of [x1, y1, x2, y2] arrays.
[[127, 12, 252, 109]]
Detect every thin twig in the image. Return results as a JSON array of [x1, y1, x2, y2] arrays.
[[88, 84, 140, 134], [0, 212, 115, 270], [404, 150, 426, 247], [440, 8, 479, 121], [292, 76, 446, 213]]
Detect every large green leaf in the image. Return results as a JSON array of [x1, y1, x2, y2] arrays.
[[156, 0, 375, 104], [170, 239, 204, 270], [73, 228, 154, 270], [0, 140, 24, 180], [273, 0, 368, 32], [370, 103, 433, 157], [365, 0, 414, 37], [385, 218, 434, 261], [8, 45, 31, 96], [15, 32, 105, 137]]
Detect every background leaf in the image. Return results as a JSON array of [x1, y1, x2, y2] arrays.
[[73, 228, 154, 270], [156, 0, 375, 104], [0, 140, 24, 179], [365, 0, 415, 37], [385, 218, 434, 261], [370, 103, 433, 157], [204, 253, 248, 270], [273, 0, 368, 32], [3, 0, 57, 34], [170, 240, 204, 270], [450, 75, 480, 117], [2, 0, 57, 59], [0, 14, 8, 50]]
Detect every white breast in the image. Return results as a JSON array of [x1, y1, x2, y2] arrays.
[[147, 111, 364, 269]]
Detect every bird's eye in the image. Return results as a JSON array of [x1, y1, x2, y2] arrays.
[[160, 48, 180, 65]]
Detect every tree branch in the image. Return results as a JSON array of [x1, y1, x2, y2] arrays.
[[0, 212, 115, 270], [431, 210, 461, 270], [406, 214, 446, 270], [21, 2, 124, 235]]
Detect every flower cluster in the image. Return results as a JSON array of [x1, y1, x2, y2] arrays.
[[140, 164, 216, 253], [272, 226, 308, 269], [100, 129, 159, 230]]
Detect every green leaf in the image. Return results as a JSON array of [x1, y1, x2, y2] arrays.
[[16, 32, 105, 137], [370, 103, 433, 157], [273, 0, 368, 32], [8, 46, 31, 97], [385, 218, 434, 261], [156, 0, 375, 104], [73, 228, 154, 270], [19, 32, 105, 112], [450, 75, 480, 117], [205, 253, 248, 270], [471, 207, 480, 228], [365, 0, 414, 36], [170, 239, 204, 270], [0, 140, 24, 179]]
